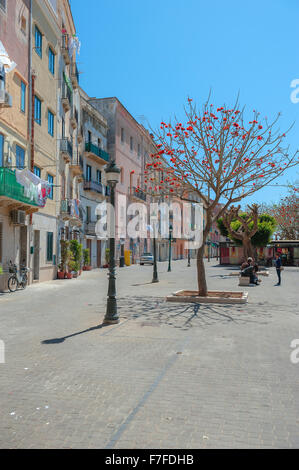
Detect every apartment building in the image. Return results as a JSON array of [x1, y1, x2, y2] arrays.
[[56, 0, 83, 255], [0, 0, 44, 289], [89, 97, 153, 263], [29, 0, 62, 282], [79, 88, 110, 268]]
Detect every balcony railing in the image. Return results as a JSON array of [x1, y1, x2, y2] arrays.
[[85, 142, 110, 163], [83, 179, 103, 194], [62, 82, 72, 110], [61, 198, 82, 222], [85, 221, 96, 235], [61, 34, 71, 64], [130, 186, 146, 202], [60, 138, 73, 160], [70, 61, 79, 87], [0, 168, 39, 207]]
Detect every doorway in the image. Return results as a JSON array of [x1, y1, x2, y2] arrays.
[[33, 230, 40, 280], [97, 240, 101, 268], [20, 225, 27, 267]]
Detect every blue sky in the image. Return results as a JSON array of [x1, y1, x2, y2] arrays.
[[70, 0, 299, 204]]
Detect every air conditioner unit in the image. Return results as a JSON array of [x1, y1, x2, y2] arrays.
[[0, 90, 12, 108], [10, 210, 26, 225]]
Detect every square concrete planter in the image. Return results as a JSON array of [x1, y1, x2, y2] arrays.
[[166, 290, 249, 304]]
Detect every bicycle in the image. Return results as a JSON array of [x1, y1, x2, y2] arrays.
[[7, 262, 29, 292]]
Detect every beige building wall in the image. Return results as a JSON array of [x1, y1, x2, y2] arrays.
[[31, 0, 60, 282]]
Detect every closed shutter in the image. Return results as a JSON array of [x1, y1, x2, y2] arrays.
[[47, 232, 53, 262]]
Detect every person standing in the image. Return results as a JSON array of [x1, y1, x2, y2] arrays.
[[274, 253, 282, 286]]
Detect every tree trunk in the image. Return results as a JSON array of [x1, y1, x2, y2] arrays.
[[197, 245, 208, 296], [242, 238, 254, 260]]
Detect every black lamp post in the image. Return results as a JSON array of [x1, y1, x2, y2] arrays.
[[152, 233, 159, 283], [168, 224, 173, 272], [103, 160, 121, 325], [187, 249, 191, 267]]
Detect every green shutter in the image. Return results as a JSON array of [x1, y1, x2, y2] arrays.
[[47, 232, 53, 262]]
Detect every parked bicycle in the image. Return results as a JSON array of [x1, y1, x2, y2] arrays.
[[8, 261, 29, 292]]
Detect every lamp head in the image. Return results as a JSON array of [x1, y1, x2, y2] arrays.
[[105, 160, 121, 185]]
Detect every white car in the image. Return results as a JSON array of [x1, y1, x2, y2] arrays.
[[140, 253, 154, 265]]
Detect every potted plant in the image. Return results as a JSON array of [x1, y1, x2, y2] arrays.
[[58, 240, 69, 279], [83, 248, 92, 271], [103, 248, 110, 268], [69, 240, 83, 277]]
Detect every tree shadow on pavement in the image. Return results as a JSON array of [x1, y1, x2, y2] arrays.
[[117, 296, 273, 331]]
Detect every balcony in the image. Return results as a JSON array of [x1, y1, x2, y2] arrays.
[[85, 221, 97, 236], [70, 107, 78, 130], [61, 34, 71, 65], [62, 81, 72, 112], [83, 179, 104, 196], [129, 186, 147, 202], [70, 61, 79, 89], [0, 89, 12, 108], [60, 137, 73, 163], [60, 198, 82, 226], [69, 154, 83, 180], [84, 142, 110, 165], [0, 168, 40, 214]]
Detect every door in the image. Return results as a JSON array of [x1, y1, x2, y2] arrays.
[[33, 230, 40, 280], [97, 240, 101, 268], [20, 225, 27, 267]]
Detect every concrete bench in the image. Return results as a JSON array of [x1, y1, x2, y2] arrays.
[[239, 276, 250, 286], [231, 270, 269, 277]]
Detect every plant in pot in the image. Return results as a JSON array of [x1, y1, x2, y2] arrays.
[[83, 248, 91, 271], [58, 240, 69, 279], [103, 248, 110, 268], [66, 251, 75, 279], [69, 240, 82, 278]]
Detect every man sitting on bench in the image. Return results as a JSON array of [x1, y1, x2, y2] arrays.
[[241, 258, 261, 285]]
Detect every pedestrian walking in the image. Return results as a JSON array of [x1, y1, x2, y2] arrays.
[[274, 252, 283, 286]]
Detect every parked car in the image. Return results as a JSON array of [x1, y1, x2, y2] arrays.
[[140, 253, 154, 265]]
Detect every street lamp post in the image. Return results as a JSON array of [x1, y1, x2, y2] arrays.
[[103, 160, 121, 325], [168, 224, 173, 272], [187, 249, 191, 267], [152, 231, 158, 283]]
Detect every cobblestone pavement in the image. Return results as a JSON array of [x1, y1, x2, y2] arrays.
[[0, 260, 298, 448]]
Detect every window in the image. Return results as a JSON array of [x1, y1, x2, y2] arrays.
[[130, 136, 133, 152], [86, 164, 91, 182], [98, 138, 101, 149], [20, 81, 26, 113], [121, 127, 124, 143], [48, 110, 54, 136], [21, 16, 27, 35], [88, 131, 92, 143], [34, 166, 41, 178], [0, 134, 3, 167], [35, 26, 42, 57], [34, 96, 41, 125], [16, 145, 25, 169], [96, 169, 101, 184], [86, 206, 91, 223], [46, 232, 53, 262], [0, 0, 6, 12], [48, 47, 55, 75], [62, 117, 65, 138], [47, 174, 54, 199]]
